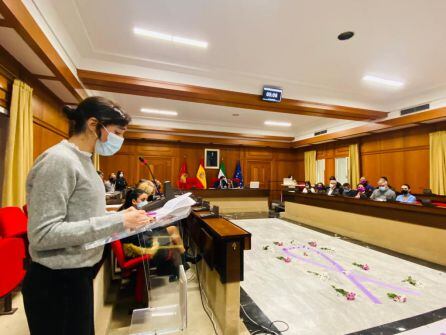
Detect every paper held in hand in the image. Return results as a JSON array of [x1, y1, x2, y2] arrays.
[[84, 193, 195, 250]]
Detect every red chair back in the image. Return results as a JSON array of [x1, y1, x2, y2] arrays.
[[0, 207, 28, 238], [0, 238, 26, 298], [111, 240, 127, 268]]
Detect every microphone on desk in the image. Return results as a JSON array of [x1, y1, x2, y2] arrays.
[[138, 156, 161, 195]]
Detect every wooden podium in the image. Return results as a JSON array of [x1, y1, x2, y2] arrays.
[[185, 209, 251, 335]]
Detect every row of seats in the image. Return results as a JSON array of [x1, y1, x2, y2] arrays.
[[0, 207, 28, 314]]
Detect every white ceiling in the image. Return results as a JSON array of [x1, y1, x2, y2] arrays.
[[6, 0, 446, 138], [93, 91, 359, 138], [0, 27, 54, 77]]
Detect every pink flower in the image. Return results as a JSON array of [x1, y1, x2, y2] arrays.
[[393, 295, 400, 302], [308, 241, 317, 247], [346, 292, 356, 300], [362, 264, 370, 271], [399, 296, 407, 303], [303, 252, 309, 257], [284, 257, 291, 263]]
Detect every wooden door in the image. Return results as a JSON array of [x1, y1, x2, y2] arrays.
[[246, 161, 271, 189]]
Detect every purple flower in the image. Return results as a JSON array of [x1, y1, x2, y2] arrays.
[[284, 257, 291, 263], [362, 264, 370, 271], [346, 292, 356, 300]]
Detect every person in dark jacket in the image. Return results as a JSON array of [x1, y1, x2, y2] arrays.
[[115, 170, 128, 191]]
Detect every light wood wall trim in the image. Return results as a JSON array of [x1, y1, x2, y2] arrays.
[[128, 125, 295, 142], [77, 69, 387, 121], [360, 145, 429, 156], [293, 123, 389, 147], [0, 0, 86, 102], [293, 107, 446, 148], [125, 132, 292, 148], [378, 107, 446, 126]]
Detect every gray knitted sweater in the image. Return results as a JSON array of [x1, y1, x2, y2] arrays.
[[26, 140, 124, 269]]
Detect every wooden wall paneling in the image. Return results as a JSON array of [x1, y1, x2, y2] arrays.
[[33, 122, 65, 159], [246, 160, 271, 189], [403, 149, 429, 193], [138, 156, 175, 186], [378, 151, 405, 189]]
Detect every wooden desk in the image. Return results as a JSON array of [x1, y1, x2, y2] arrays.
[[191, 189, 270, 213], [185, 210, 251, 335], [192, 188, 269, 198], [282, 192, 446, 266], [186, 211, 251, 283], [283, 192, 446, 229]]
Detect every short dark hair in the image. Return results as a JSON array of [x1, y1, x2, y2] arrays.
[[401, 184, 410, 189], [380, 176, 388, 182], [342, 183, 351, 187], [329, 176, 336, 180], [64, 96, 131, 135]]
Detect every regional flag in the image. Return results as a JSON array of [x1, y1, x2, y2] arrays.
[[233, 161, 244, 187], [178, 159, 188, 189], [218, 160, 226, 179], [196, 159, 207, 189]]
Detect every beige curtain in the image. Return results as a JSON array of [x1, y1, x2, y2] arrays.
[[93, 153, 100, 170], [1, 80, 33, 207], [429, 131, 446, 195], [348, 143, 360, 186], [304, 150, 317, 185]]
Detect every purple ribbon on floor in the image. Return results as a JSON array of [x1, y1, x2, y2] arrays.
[[282, 245, 420, 304]]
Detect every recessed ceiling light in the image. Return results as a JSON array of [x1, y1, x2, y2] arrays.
[[362, 75, 404, 88], [133, 27, 208, 48], [264, 121, 291, 127], [338, 31, 354, 41], [140, 108, 178, 116]]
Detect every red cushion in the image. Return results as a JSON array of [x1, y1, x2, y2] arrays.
[[433, 201, 446, 208], [0, 207, 28, 238], [0, 238, 26, 297]]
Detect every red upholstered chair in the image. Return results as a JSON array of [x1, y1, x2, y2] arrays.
[[111, 240, 152, 303], [0, 207, 28, 315], [0, 207, 28, 238]]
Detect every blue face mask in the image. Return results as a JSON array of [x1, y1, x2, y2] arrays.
[[136, 200, 149, 209], [95, 126, 124, 156], [379, 186, 387, 192]]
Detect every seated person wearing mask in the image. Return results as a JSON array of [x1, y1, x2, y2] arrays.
[[342, 183, 356, 197], [302, 181, 316, 194], [396, 184, 417, 204], [118, 188, 188, 279], [359, 176, 374, 197], [104, 172, 116, 192], [327, 179, 341, 196], [370, 177, 396, 202], [355, 184, 369, 199], [315, 182, 326, 194]]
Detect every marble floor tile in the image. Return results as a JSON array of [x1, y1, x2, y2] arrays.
[[233, 218, 446, 335]]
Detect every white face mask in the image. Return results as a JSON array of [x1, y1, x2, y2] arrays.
[[95, 125, 124, 156], [136, 200, 148, 209]]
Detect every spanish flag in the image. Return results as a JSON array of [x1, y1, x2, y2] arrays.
[[196, 158, 207, 189]]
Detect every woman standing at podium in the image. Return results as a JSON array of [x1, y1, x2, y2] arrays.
[[22, 97, 151, 335]]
